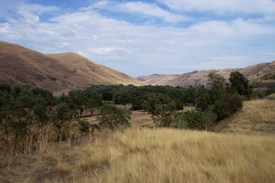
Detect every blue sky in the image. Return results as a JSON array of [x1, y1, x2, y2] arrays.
[[1, 0, 275, 77]]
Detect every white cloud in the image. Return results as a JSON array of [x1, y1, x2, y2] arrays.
[[85, 0, 187, 23], [159, 0, 275, 14], [0, 1, 275, 77], [90, 47, 130, 56], [120, 1, 187, 23]]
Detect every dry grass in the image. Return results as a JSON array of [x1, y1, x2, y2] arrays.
[[1, 128, 275, 183], [214, 99, 275, 135], [130, 111, 154, 127]]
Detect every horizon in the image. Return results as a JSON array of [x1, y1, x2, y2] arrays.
[[1, 0, 275, 77]]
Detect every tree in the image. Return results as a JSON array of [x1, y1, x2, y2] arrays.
[[196, 87, 210, 111], [208, 72, 226, 103], [67, 90, 86, 117], [98, 104, 131, 129], [52, 103, 74, 141], [142, 93, 176, 127], [172, 99, 183, 110], [113, 90, 131, 109], [83, 89, 102, 116], [229, 71, 252, 98]]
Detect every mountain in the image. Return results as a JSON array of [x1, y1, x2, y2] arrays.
[[137, 62, 275, 89], [0, 41, 141, 93]]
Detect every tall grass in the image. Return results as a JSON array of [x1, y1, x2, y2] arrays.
[[0, 122, 84, 156], [1, 128, 275, 183]]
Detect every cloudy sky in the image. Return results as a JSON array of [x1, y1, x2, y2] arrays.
[[1, 0, 275, 77]]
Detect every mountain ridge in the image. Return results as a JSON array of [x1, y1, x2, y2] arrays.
[[137, 62, 275, 89]]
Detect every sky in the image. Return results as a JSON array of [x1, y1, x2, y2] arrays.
[[0, 0, 275, 77]]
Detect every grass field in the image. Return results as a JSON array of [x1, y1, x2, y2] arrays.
[[1, 128, 275, 183]]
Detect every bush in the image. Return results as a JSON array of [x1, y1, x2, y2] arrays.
[[179, 110, 217, 130]]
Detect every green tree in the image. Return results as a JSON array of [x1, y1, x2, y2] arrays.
[[52, 103, 74, 141], [142, 93, 176, 127], [229, 71, 252, 98], [113, 90, 131, 109], [172, 99, 184, 110], [208, 72, 226, 103], [196, 87, 210, 111], [83, 89, 102, 116], [98, 104, 131, 129]]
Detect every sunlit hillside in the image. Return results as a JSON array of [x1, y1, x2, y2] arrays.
[[1, 128, 275, 183]]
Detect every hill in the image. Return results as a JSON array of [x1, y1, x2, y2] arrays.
[[0, 41, 141, 93], [138, 62, 275, 89], [47, 52, 142, 87]]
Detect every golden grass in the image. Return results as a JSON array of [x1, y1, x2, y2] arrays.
[[1, 128, 275, 183], [214, 99, 275, 135]]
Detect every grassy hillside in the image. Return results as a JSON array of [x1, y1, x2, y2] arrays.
[[213, 99, 275, 135], [47, 52, 142, 86], [1, 128, 275, 183]]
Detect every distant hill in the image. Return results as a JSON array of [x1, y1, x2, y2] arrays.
[[137, 62, 275, 89], [0, 41, 141, 93]]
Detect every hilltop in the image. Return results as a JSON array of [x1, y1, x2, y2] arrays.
[[0, 41, 141, 93]]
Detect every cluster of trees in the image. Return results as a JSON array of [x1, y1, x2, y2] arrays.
[[142, 71, 252, 129], [0, 84, 130, 154], [0, 71, 253, 154], [88, 84, 197, 110]]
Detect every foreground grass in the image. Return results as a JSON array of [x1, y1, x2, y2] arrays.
[[1, 128, 275, 183], [214, 99, 275, 135]]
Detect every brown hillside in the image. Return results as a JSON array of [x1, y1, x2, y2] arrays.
[[47, 52, 142, 86], [0, 41, 141, 93], [137, 74, 179, 85], [138, 61, 275, 89], [246, 61, 275, 89]]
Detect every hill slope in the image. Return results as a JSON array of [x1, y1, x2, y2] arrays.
[[0, 41, 141, 92], [213, 99, 275, 135], [138, 62, 275, 89]]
